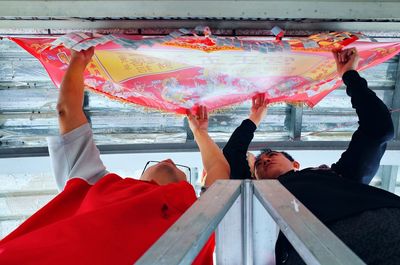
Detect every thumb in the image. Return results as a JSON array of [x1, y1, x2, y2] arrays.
[[263, 95, 270, 107], [332, 49, 340, 65], [186, 109, 194, 120], [345, 48, 358, 67]]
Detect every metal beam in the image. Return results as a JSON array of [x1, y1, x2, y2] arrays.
[[0, 189, 57, 198], [2, 140, 400, 158], [242, 180, 253, 265], [1, 20, 400, 36], [184, 117, 194, 141], [0, 1, 400, 20], [83, 91, 92, 125], [287, 106, 303, 140], [252, 192, 278, 264], [0, 215, 31, 221], [391, 58, 400, 139], [380, 165, 398, 193], [216, 195, 243, 264]]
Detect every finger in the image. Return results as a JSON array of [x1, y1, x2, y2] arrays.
[[204, 106, 208, 120], [340, 51, 345, 63], [263, 96, 270, 107], [348, 48, 356, 59], [257, 93, 264, 106], [332, 50, 340, 64], [252, 96, 256, 107], [187, 113, 195, 122], [187, 108, 197, 121], [84, 46, 95, 57], [345, 49, 355, 63], [253, 94, 259, 108], [259, 93, 267, 106], [342, 50, 349, 63], [352, 47, 358, 56], [259, 93, 265, 103], [346, 49, 353, 59], [186, 111, 194, 121], [198, 105, 205, 120], [89, 46, 95, 56], [343, 48, 354, 61], [199, 105, 204, 120], [351, 48, 359, 66], [342, 50, 350, 63], [195, 106, 201, 120]]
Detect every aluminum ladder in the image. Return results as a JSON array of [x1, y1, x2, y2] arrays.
[[137, 180, 365, 265]]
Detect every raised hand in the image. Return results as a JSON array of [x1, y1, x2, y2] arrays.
[[70, 47, 95, 66], [57, 47, 95, 135], [187, 105, 230, 187], [249, 93, 268, 127], [187, 105, 209, 135], [332, 47, 360, 77]]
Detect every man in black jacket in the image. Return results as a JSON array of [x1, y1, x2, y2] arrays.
[[223, 48, 400, 264]]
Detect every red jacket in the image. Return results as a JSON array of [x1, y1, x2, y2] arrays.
[[0, 173, 214, 265]]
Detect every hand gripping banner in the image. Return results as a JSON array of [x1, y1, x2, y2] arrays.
[[10, 29, 400, 114]]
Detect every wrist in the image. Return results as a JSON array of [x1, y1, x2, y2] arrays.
[[70, 57, 90, 68], [193, 128, 208, 137], [248, 115, 260, 127], [340, 67, 356, 78]]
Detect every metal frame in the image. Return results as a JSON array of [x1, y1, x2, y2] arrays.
[[216, 193, 244, 264], [137, 180, 365, 265], [1, 20, 400, 39], [1, 20, 400, 35], [380, 165, 399, 193], [2, 140, 400, 158], [391, 59, 400, 139], [0, 1, 400, 21], [286, 105, 303, 140]]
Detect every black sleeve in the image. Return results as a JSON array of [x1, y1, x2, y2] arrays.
[[331, 70, 394, 184], [223, 119, 257, 179]]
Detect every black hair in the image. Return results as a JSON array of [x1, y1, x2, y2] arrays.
[[255, 148, 295, 163]]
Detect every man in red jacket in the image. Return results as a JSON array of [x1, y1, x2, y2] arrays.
[[0, 47, 229, 265]]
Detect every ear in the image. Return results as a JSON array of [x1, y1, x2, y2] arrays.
[[293, 161, 300, 170]]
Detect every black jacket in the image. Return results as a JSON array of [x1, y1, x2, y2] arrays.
[[223, 70, 400, 262]]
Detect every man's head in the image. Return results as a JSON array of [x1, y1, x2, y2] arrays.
[[254, 148, 300, 179], [140, 159, 187, 185]]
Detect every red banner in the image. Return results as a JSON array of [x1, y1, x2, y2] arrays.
[[11, 32, 400, 114]]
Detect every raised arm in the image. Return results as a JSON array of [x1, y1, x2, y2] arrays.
[[223, 94, 268, 179], [48, 47, 108, 190], [57, 47, 94, 135], [187, 106, 230, 187], [331, 48, 394, 184]]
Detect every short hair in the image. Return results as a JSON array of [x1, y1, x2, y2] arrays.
[[255, 148, 295, 163]]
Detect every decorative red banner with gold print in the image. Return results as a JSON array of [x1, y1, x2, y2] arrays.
[[10, 31, 400, 114]]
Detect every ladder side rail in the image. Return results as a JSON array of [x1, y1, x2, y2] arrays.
[[216, 193, 243, 265], [253, 180, 365, 265], [242, 179, 253, 265], [136, 180, 242, 265], [252, 191, 279, 265]]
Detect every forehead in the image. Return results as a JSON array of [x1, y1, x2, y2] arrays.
[[259, 151, 280, 159], [147, 161, 190, 177]]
